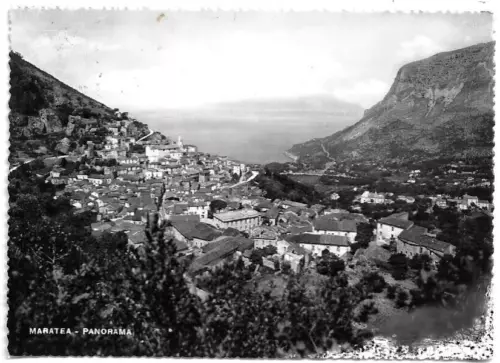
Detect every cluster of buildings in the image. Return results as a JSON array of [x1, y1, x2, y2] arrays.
[[44, 121, 253, 246], [40, 117, 492, 287], [357, 190, 492, 212], [375, 212, 456, 263]]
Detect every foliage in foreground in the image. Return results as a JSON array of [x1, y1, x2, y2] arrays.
[[8, 162, 375, 357]]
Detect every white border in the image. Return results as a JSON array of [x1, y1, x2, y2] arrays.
[[1, 1, 498, 362]]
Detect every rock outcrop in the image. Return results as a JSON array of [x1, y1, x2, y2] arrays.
[[289, 41, 495, 164], [54, 137, 71, 154], [39, 108, 63, 133]]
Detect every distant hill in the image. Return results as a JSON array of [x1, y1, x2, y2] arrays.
[[8, 51, 153, 161], [201, 95, 364, 117], [288, 42, 495, 166]]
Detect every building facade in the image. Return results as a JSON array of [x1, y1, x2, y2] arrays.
[[213, 209, 262, 231]]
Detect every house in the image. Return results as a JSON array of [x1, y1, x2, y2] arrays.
[[476, 199, 493, 211], [283, 242, 309, 273], [187, 201, 210, 219], [397, 225, 456, 263], [397, 195, 416, 204], [170, 221, 222, 248], [168, 215, 201, 223], [189, 237, 254, 276], [286, 234, 351, 257], [280, 200, 308, 210], [311, 216, 357, 242], [251, 226, 280, 249], [88, 174, 105, 186], [264, 207, 280, 226], [435, 198, 447, 208], [376, 212, 414, 245], [360, 191, 386, 204], [213, 209, 262, 232]]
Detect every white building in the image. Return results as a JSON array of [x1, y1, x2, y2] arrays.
[[376, 213, 414, 245], [213, 209, 262, 231], [360, 191, 386, 204], [286, 234, 350, 257], [311, 217, 357, 243]]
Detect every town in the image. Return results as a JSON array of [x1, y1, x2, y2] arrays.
[[7, 11, 495, 358], [17, 108, 492, 308]]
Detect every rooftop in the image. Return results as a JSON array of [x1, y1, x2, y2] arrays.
[[286, 234, 350, 247], [399, 225, 454, 253], [378, 216, 414, 230], [313, 216, 357, 232], [214, 209, 261, 222], [171, 221, 221, 241]]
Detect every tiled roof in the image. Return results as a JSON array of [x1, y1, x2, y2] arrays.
[[286, 234, 350, 247], [195, 237, 254, 265], [313, 216, 357, 232], [172, 221, 221, 241], [378, 216, 414, 230], [169, 215, 201, 223], [398, 225, 453, 253], [214, 209, 261, 222]]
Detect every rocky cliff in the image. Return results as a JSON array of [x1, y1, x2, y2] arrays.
[[9, 51, 153, 160], [288, 42, 495, 165]]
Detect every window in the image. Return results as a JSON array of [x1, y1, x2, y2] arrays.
[[337, 247, 341, 252], [391, 227, 394, 231]]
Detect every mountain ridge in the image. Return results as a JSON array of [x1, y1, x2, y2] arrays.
[[288, 41, 495, 166], [8, 51, 159, 162]]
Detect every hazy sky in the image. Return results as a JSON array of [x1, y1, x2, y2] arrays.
[[10, 10, 493, 111]]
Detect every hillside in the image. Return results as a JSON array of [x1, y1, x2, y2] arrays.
[[8, 51, 153, 162], [288, 42, 495, 166]]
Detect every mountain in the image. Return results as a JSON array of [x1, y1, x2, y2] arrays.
[[8, 51, 153, 162], [199, 95, 364, 117], [288, 42, 495, 166], [133, 96, 364, 164]]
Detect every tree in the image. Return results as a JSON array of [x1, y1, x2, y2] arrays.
[[316, 253, 345, 278], [250, 250, 264, 266], [281, 261, 291, 274], [409, 254, 432, 271], [386, 285, 397, 300], [360, 272, 387, 293], [388, 253, 408, 280], [395, 290, 409, 308], [355, 222, 374, 249], [209, 199, 227, 213]]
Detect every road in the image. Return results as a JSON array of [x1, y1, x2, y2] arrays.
[[320, 143, 336, 174], [9, 154, 68, 174], [223, 170, 259, 189], [135, 128, 154, 143]]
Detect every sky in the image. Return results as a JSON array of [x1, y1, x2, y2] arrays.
[[9, 10, 493, 111]]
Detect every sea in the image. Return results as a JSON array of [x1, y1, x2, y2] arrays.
[[136, 110, 360, 165]]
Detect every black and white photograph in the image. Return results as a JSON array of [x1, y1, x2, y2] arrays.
[[5, 2, 496, 359]]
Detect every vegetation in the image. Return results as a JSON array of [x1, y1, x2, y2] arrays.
[[256, 168, 324, 205], [8, 161, 376, 357]]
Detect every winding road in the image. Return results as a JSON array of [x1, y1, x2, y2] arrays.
[[135, 128, 155, 143], [222, 170, 259, 190], [9, 154, 68, 174]]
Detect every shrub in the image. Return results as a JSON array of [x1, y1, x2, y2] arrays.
[[361, 271, 387, 293], [386, 284, 397, 300], [396, 290, 409, 308], [389, 253, 409, 280]]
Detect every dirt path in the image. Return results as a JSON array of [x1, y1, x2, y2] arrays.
[[320, 143, 336, 174]]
